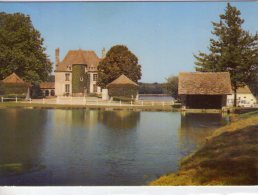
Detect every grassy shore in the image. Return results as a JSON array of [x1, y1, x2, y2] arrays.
[[0, 102, 176, 111], [150, 111, 258, 185]]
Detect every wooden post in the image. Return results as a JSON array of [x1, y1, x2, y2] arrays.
[[141, 101, 143, 106], [43, 98, 45, 104], [120, 100, 121, 106], [152, 102, 154, 106], [16, 97, 18, 103], [131, 101, 132, 106], [30, 98, 32, 103], [162, 101, 165, 107], [1, 97, 3, 103]]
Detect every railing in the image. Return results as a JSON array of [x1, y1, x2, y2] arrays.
[[1, 96, 32, 103], [1, 96, 174, 107], [34, 96, 174, 107]]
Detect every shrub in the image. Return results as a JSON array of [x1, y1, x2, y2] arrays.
[[0, 82, 29, 95]]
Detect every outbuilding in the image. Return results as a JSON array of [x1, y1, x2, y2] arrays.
[[0, 73, 31, 96], [39, 82, 55, 97], [178, 72, 232, 109], [107, 74, 139, 99], [227, 85, 257, 107]]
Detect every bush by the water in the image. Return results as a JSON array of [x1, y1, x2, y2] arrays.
[[112, 96, 135, 102]]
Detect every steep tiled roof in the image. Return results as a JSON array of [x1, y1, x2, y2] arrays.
[[2, 73, 26, 84], [178, 72, 232, 95], [107, 74, 138, 87], [40, 82, 55, 89], [56, 49, 100, 71]]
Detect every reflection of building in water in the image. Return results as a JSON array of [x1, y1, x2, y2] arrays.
[[98, 110, 140, 130], [53, 109, 99, 133], [178, 113, 229, 148], [0, 109, 47, 166]]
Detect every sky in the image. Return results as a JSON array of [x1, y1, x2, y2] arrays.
[[0, 1, 257, 83]]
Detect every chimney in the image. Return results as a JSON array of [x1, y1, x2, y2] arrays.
[[102, 48, 106, 59], [55, 48, 60, 67]]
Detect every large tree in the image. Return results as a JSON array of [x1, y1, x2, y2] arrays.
[[0, 12, 52, 84], [194, 3, 258, 106], [97, 45, 142, 88]]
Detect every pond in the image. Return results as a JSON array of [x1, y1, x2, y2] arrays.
[[0, 108, 229, 186]]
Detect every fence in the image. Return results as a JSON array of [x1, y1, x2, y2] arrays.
[[0, 96, 174, 107], [1, 96, 32, 103]]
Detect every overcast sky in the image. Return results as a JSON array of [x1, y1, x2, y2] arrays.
[[0, 2, 257, 83]]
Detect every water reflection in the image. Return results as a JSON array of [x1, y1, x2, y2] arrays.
[[178, 113, 229, 153], [98, 110, 140, 130], [0, 109, 230, 186], [0, 108, 47, 171]]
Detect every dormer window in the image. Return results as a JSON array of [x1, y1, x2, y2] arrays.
[[67, 65, 72, 70]]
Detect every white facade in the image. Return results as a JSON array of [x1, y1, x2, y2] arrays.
[[55, 72, 72, 96], [227, 88, 257, 107]]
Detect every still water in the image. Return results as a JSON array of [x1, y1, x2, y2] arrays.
[[0, 108, 229, 186]]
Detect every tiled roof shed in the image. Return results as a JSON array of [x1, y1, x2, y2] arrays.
[[107, 74, 138, 88], [2, 73, 26, 84], [178, 72, 232, 95]]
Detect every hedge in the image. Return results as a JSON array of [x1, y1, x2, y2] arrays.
[[0, 82, 29, 95], [108, 84, 138, 99]]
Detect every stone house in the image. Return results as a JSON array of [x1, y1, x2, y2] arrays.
[[55, 48, 105, 96], [178, 72, 232, 109]]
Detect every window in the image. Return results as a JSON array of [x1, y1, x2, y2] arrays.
[[93, 84, 97, 93], [65, 84, 70, 93], [65, 73, 70, 81], [67, 65, 72, 70], [93, 74, 98, 81]]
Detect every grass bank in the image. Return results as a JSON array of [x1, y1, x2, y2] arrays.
[[150, 111, 258, 185], [0, 102, 176, 112]]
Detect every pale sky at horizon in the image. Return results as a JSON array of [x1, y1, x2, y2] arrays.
[[0, 1, 257, 83]]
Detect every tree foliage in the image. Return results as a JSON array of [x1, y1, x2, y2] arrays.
[[166, 76, 178, 99], [97, 45, 142, 88], [0, 12, 52, 84], [194, 3, 258, 106]]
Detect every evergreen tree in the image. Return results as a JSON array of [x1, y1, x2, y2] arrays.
[[97, 45, 142, 88], [0, 12, 52, 84], [194, 3, 258, 106]]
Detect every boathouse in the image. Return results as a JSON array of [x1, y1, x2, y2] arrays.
[[107, 74, 139, 99], [178, 72, 232, 109]]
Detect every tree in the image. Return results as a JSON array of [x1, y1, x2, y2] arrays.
[[194, 3, 258, 107], [166, 76, 178, 99], [0, 12, 52, 84], [97, 45, 142, 88]]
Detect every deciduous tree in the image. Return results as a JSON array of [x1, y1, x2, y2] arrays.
[[97, 45, 141, 88], [0, 12, 52, 84]]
